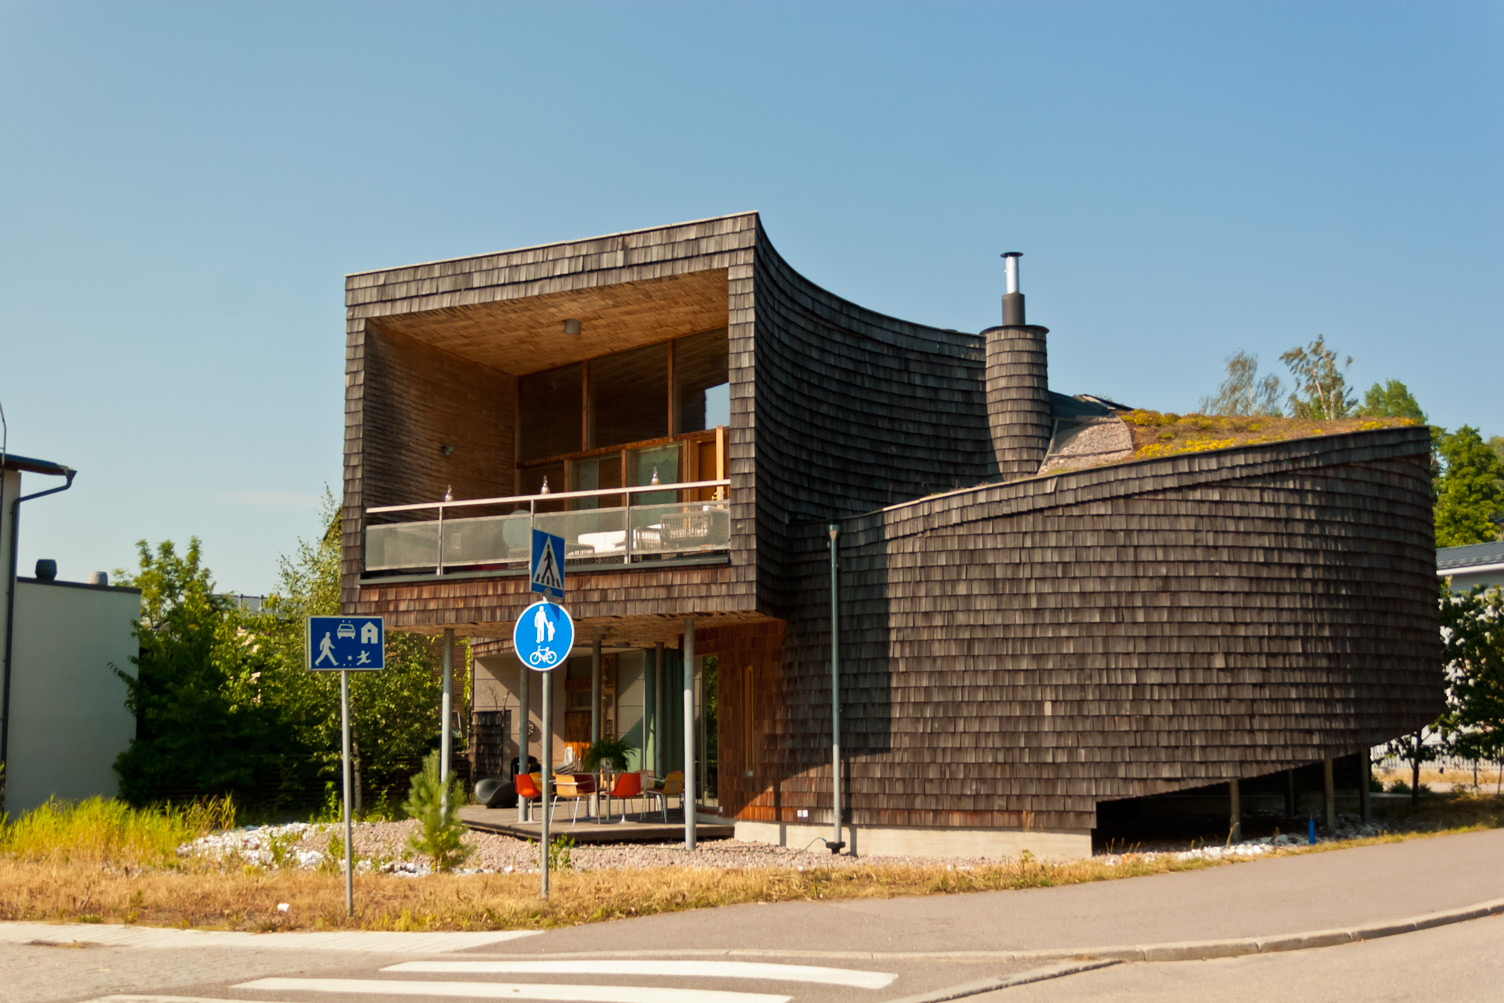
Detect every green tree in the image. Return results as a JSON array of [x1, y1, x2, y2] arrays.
[[1434, 426, 1504, 546], [1198, 350, 1283, 416], [1441, 585, 1504, 787], [113, 540, 292, 804], [251, 491, 447, 809], [1356, 379, 1427, 424], [1280, 336, 1354, 420], [402, 750, 473, 872]]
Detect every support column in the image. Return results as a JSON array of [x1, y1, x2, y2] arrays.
[[683, 619, 696, 851], [1228, 778, 1241, 843], [654, 642, 666, 776], [1359, 752, 1372, 825], [1323, 756, 1336, 833], [517, 655, 531, 823], [589, 631, 602, 816]]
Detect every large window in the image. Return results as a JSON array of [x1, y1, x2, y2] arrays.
[[589, 343, 668, 448], [674, 328, 730, 434], [518, 364, 582, 461], [516, 329, 729, 497]]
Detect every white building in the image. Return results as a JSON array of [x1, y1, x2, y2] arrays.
[[1, 453, 140, 817]]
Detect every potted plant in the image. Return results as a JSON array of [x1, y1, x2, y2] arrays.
[[582, 736, 633, 774]]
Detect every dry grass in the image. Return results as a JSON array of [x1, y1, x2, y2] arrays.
[[0, 852, 1222, 932], [3, 793, 1499, 933]]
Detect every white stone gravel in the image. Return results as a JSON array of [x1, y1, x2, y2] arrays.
[[178, 813, 1395, 877]]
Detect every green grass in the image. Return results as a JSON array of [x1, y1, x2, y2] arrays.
[[0, 795, 235, 868]]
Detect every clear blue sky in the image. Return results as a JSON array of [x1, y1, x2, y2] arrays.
[[3, 1, 1500, 594]]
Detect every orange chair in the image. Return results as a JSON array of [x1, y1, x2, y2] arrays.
[[605, 770, 644, 823], [646, 770, 684, 823], [514, 772, 544, 822]]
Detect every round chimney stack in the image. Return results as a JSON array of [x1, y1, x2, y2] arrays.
[[984, 251, 1051, 480]]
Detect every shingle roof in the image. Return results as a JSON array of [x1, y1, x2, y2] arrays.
[[1437, 540, 1504, 572]]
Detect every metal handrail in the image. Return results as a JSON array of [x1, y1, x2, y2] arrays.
[[366, 478, 730, 516], [364, 478, 732, 575]]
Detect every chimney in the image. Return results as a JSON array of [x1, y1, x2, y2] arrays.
[[983, 252, 1051, 480], [34, 559, 57, 582]]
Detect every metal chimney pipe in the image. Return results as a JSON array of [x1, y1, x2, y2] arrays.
[[1001, 252, 1025, 326]]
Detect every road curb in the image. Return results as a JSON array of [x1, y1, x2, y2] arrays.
[[5, 897, 1502, 961], [476, 896, 1504, 965]]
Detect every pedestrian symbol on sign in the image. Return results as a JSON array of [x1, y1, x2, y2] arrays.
[[530, 529, 566, 599]]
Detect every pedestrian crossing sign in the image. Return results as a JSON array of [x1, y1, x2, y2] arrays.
[[530, 529, 565, 599]]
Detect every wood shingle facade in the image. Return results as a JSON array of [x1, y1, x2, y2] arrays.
[[342, 213, 1441, 856]]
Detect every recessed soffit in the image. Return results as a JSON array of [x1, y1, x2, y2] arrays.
[[367, 269, 729, 376]]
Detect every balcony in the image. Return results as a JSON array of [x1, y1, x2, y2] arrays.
[[364, 479, 731, 577]]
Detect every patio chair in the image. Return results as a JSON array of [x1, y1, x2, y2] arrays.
[[550, 773, 597, 825], [604, 770, 644, 822], [514, 772, 544, 822], [646, 770, 684, 823]]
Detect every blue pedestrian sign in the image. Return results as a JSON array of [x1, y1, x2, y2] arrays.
[[530, 528, 566, 599], [307, 616, 385, 671], [513, 600, 574, 672]]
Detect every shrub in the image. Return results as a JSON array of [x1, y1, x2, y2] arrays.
[[401, 752, 473, 872]]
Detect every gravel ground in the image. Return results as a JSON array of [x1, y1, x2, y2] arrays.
[[178, 813, 1395, 877]]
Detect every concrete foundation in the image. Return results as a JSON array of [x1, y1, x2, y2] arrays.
[[734, 820, 1092, 861]]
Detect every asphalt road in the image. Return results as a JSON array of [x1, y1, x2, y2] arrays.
[[976, 913, 1504, 1003], [5, 828, 1502, 1003]]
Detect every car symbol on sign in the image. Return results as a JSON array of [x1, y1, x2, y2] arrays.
[[336, 623, 356, 640]]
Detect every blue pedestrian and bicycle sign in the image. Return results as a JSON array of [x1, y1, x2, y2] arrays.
[[307, 616, 385, 671], [513, 600, 574, 672], [530, 528, 566, 599]]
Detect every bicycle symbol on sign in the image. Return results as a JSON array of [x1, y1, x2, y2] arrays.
[[528, 647, 558, 667]]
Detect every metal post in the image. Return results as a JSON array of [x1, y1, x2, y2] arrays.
[[1323, 756, 1336, 833], [654, 642, 665, 775], [436, 504, 445, 576], [441, 628, 454, 814], [1359, 752, 1372, 825], [829, 523, 843, 853], [517, 651, 530, 823], [590, 634, 602, 746], [590, 631, 602, 816], [340, 669, 354, 917], [623, 492, 632, 566], [683, 618, 696, 850], [540, 671, 552, 899]]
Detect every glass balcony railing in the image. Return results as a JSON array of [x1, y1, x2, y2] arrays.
[[364, 480, 731, 575]]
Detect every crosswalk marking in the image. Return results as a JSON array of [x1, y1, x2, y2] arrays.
[[385, 959, 898, 988], [233, 978, 790, 1002]]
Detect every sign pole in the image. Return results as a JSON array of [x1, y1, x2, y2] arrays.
[[305, 615, 383, 920], [441, 628, 454, 814], [540, 669, 552, 899], [340, 668, 354, 917], [521, 531, 571, 901]]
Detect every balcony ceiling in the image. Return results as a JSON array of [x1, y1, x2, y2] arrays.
[[368, 269, 729, 376]]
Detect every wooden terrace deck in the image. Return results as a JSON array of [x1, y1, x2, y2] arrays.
[[458, 805, 734, 844]]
